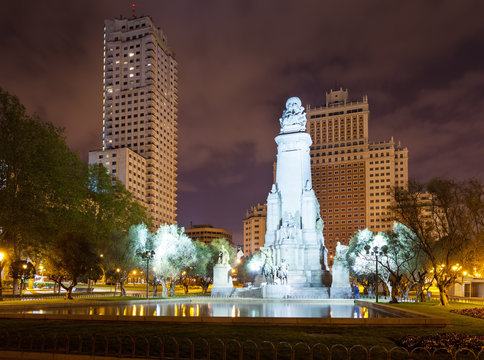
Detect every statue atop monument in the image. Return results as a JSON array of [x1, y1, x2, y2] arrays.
[[279, 97, 307, 134], [334, 241, 349, 265], [218, 245, 230, 265]]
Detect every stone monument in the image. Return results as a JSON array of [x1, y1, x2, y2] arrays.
[[211, 245, 234, 297], [330, 242, 352, 298], [261, 97, 330, 298]]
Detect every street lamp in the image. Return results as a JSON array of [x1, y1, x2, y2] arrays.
[[0, 252, 5, 301], [137, 250, 155, 299], [365, 244, 386, 303]]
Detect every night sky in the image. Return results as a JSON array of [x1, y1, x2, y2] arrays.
[[1, 1, 484, 245]]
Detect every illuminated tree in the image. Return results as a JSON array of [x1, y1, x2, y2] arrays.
[[348, 224, 421, 303], [149, 224, 197, 296], [348, 229, 389, 297]]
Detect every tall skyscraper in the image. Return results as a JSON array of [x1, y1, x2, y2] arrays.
[[89, 16, 178, 227], [306, 89, 408, 262]]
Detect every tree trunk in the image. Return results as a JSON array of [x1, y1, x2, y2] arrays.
[[169, 282, 176, 297], [389, 284, 399, 303], [437, 283, 449, 306], [161, 280, 168, 297], [65, 286, 74, 300], [153, 282, 158, 296], [202, 284, 209, 295], [120, 281, 126, 296], [19, 280, 26, 296], [183, 283, 189, 295], [12, 278, 19, 295]]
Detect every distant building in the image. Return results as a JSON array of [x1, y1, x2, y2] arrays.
[[306, 88, 408, 261], [242, 203, 267, 256], [89, 15, 178, 227], [184, 224, 232, 245], [450, 277, 484, 297]]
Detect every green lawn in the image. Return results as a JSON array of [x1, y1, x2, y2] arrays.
[[0, 299, 482, 348]]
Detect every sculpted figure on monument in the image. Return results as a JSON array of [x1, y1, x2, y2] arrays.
[[276, 259, 289, 285], [279, 96, 307, 133], [280, 213, 297, 241], [261, 247, 275, 284], [218, 245, 230, 265], [334, 241, 349, 266], [320, 244, 330, 271], [305, 180, 312, 191]]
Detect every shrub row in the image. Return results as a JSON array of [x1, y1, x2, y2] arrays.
[[450, 307, 484, 320], [395, 333, 484, 353]]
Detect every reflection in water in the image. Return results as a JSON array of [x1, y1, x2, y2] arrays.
[[20, 302, 400, 318]]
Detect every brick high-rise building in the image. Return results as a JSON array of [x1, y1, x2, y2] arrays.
[[89, 16, 178, 227], [243, 203, 267, 256], [306, 88, 408, 262]]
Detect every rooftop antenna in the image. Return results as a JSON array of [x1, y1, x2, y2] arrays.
[[131, 1, 136, 18]]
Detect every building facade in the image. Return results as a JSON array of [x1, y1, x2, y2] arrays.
[[306, 89, 408, 261], [89, 16, 178, 227], [184, 224, 233, 245], [242, 203, 267, 256]]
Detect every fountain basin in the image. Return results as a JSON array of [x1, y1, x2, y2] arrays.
[[0, 298, 449, 327]]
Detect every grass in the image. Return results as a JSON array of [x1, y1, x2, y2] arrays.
[[0, 299, 482, 348]]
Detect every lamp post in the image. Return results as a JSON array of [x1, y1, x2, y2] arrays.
[[365, 244, 385, 303], [137, 250, 155, 299], [0, 252, 4, 301], [115, 268, 121, 296]]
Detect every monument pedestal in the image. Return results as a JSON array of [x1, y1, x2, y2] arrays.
[[330, 263, 352, 299], [211, 264, 234, 297], [262, 284, 292, 298]]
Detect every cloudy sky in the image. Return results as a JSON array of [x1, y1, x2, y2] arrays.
[[1, 1, 484, 244]]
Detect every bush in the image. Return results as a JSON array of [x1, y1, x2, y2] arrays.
[[34, 281, 45, 288], [450, 307, 484, 319], [33, 281, 54, 289], [395, 333, 484, 353]]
